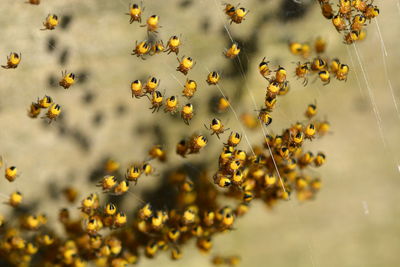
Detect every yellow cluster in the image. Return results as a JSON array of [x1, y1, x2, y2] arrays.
[[318, 0, 379, 44], [0, 1, 346, 267], [28, 95, 62, 123], [289, 37, 350, 85]]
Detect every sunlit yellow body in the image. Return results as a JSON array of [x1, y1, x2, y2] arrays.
[[42, 14, 59, 30], [59, 71, 75, 89], [2, 52, 21, 69]]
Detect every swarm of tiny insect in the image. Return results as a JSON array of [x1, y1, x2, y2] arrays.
[[317, 0, 379, 44], [289, 37, 350, 85], [0, 2, 338, 266]]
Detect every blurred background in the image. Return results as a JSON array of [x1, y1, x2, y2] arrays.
[[0, 0, 399, 266]]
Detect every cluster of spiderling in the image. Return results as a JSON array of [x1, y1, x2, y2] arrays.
[[223, 3, 249, 24], [289, 37, 350, 85], [257, 58, 290, 126], [210, 101, 329, 205], [28, 95, 61, 123], [0, 1, 345, 266], [318, 0, 379, 44]]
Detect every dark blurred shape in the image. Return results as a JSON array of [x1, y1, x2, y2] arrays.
[[115, 104, 127, 116], [47, 36, 57, 52], [70, 129, 91, 152], [59, 48, 70, 66], [60, 15, 73, 30], [48, 74, 58, 88], [278, 0, 311, 22], [82, 90, 95, 104], [58, 125, 68, 136], [179, 0, 193, 9], [201, 17, 210, 33], [92, 111, 104, 127], [77, 70, 89, 84], [47, 182, 60, 200], [153, 124, 166, 144]]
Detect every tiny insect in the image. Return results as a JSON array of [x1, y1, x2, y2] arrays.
[[105, 159, 120, 173], [165, 35, 181, 55], [332, 14, 346, 32], [138, 203, 152, 220], [351, 14, 366, 32], [59, 71, 76, 89], [38, 95, 53, 108], [315, 37, 326, 54], [113, 180, 129, 195], [9, 191, 23, 207], [148, 145, 166, 162], [289, 42, 303, 56], [343, 30, 359, 44], [130, 80, 143, 98], [113, 212, 127, 228], [338, 0, 351, 18], [132, 41, 150, 59], [126, 3, 143, 23], [97, 175, 117, 192], [264, 95, 277, 112], [148, 90, 163, 113], [142, 162, 155, 176], [176, 56, 195, 75], [259, 57, 271, 78], [28, 102, 42, 118], [150, 40, 165, 55], [145, 241, 158, 258], [224, 3, 236, 17], [314, 152, 326, 167], [197, 237, 212, 253], [230, 7, 248, 24], [142, 15, 160, 33], [104, 203, 117, 216], [176, 139, 188, 157], [171, 247, 182, 260], [126, 166, 141, 184], [164, 95, 179, 114], [352, 0, 368, 12], [267, 81, 281, 96], [224, 42, 240, 58], [204, 118, 229, 138], [188, 135, 207, 154], [311, 57, 327, 72], [181, 103, 194, 125], [44, 103, 61, 123], [144, 76, 160, 93], [41, 14, 59, 30], [206, 71, 220, 85], [318, 70, 330, 85], [258, 109, 273, 126], [304, 123, 316, 140], [305, 103, 317, 119], [63, 187, 78, 203], [27, 0, 40, 5], [2, 52, 21, 69], [182, 79, 197, 99], [217, 97, 230, 113], [295, 62, 310, 86], [320, 1, 333, 19], [335, 63, 349, 81], [278, 81, 290, 95], [274, 66, 287, 84], [330, 58, 341, 74], [5, 166, 18, 182], [226, 132, 241, 147], [318, 120, 330, 135]]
